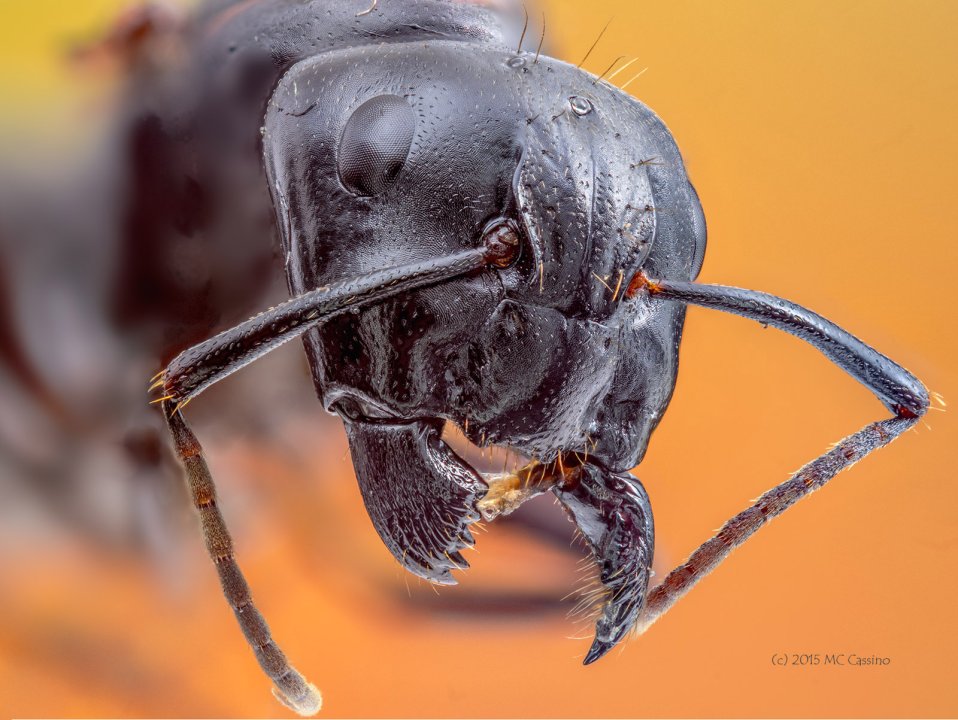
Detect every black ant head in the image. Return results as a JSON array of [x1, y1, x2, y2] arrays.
[[264, 39, 705, 471]]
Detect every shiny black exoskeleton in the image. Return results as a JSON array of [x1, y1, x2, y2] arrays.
[[144, 0, 927, 714], [258, 5, 703, 663]]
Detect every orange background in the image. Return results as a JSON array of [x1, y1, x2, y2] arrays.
[[1, 1, 956, 717]]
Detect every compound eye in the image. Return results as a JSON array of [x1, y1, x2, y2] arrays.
[[338, 95, 415, 197], [688, 182, 707, 279]]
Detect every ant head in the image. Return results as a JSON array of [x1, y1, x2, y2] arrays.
[[263, 41, 705, 470]]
